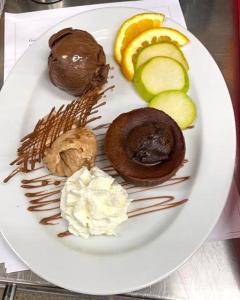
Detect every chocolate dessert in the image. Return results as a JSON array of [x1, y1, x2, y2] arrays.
[[105, 108, 185, 186], [43, 127, 97, 177], [4, 88, 110, 183], [48, 28, 109, 96]]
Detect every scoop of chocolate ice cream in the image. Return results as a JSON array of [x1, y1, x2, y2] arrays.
[[48, 28, 109, 96]]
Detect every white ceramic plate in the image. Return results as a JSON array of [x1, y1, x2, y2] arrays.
[[0, 7, 236, 295]]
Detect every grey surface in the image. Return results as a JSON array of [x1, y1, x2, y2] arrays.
[[1, 240, 240, 299], [0, 0, 240, 299], [2, 284, 16, 300]]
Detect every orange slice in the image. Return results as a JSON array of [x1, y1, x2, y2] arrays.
[[121, 27, 189, 80], [114, 13, 165, 64]]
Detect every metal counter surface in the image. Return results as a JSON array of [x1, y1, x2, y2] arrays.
[[0, 1, 239, 299]]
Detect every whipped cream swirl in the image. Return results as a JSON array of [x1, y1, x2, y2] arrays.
[[60, 166, 130, 238]]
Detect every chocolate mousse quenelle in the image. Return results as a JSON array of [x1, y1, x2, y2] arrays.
[[48, 28, 109, 96]]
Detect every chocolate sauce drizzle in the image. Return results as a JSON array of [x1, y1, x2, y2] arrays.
[[129, 197, 188, 218], [40, 213, 61, 225], [21, 173, 188, 237], [57, 231, 72, 238], [21, 169, 189, 237], [13, 108, 191, 238], [4, 87, 113, 183]]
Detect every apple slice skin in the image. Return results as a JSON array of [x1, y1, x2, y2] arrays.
[[149, 90, 196, 129], [134, 64, 155, 101], [135, 42, 189, 71], [133, 56, 189, 102]]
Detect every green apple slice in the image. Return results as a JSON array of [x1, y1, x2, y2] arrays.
[[149, 90, 196, 129], [134, 56, 189, 102], [135, 42, 189, 70]]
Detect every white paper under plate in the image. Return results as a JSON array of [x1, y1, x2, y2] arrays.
[[0, 7, 236, 295]]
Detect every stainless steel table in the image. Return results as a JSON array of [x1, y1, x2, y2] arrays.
[[0, 0, 240, 299]]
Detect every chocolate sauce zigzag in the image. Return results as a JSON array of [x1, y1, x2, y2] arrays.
[[21, 171, 190, 235], [18, 121, 190, 237], [57, 196, 188, 238], [4, 87, 113, 182]]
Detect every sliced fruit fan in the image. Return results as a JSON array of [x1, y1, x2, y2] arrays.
[[114, 12, 196, 129]]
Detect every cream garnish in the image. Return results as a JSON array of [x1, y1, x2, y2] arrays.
[[60, 166, 130, 238]]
